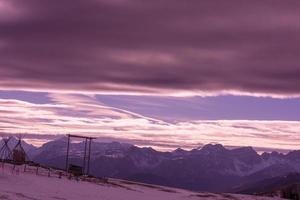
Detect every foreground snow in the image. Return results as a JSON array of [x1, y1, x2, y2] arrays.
[[0, 163, 281, 200]]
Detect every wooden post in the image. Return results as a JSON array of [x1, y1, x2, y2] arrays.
[[82, 138, 88, 174], [65, 135, 70, 172], [87, 138, 92, 175]]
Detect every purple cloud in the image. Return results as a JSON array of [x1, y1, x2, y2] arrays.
[[0, 92, 299, 152], [1, 0, 300, 97]]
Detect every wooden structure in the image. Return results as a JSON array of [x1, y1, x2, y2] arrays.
[[68, 164, 83, 177], [65, 134, 95, 175], [12, 137, 29, 164], [0, 137, 12, 161]]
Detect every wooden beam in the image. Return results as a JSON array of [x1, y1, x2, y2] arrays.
[[82, 138, 88, 174], [68, 134, 96, 140], [65, 135, 70, 172], [87, 138, 92, 175]]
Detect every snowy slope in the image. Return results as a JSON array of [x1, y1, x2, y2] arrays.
[[5, 137, 300, 193], [0, 163, 282, 200]]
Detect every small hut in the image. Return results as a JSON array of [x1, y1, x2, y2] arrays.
[[68, 164, 83, 177], [12, 137, 28, 164]]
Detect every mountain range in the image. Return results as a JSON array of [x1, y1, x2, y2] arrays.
[[5, 137, 300, 194]]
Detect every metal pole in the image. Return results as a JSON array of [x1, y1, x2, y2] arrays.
[[82, 138, 88, 174], [65, 135, 70, 172], [87, 138, 92, 175]]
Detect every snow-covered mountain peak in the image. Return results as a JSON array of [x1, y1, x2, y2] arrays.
[[200, 143, 227, 154]]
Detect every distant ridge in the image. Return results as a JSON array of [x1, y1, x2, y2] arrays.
[[3, 137, 300, 194]]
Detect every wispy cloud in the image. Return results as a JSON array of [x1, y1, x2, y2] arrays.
[[0, 93, 299, 152]]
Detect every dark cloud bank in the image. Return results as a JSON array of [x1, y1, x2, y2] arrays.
[[1, 0, 300, 96]]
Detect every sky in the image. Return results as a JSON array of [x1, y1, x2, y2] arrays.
[[0, 0, 300, 152]]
